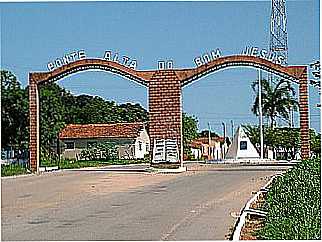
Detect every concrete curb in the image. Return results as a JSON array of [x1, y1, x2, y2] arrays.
[[2, 164, 151, 178], [64, 169, 151, 173], [231, 173, 283, 241], [51, 163, 150, 172], [99, 163, 150, 168], [39, 166, 59, 172], [152, 166, 187, 174], [1, 173, 34, 179], [183, 160, 206, 164], [206, 160, 299, 166]]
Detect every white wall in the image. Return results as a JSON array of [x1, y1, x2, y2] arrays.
[[191, 148, 201, 160], [134, 128, 150, 159]]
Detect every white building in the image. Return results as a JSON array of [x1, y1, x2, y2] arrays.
[[59, 122, 150, 160], [190, 137, 228, 160]]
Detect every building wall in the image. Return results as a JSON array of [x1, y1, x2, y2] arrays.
[[134, 129, 150, 159], [61, 130, 150, 160], [191, 148, 201, 160], [190, 141, 223, 160], [118, 144, 135, 159], [61, 138, 135, 160]]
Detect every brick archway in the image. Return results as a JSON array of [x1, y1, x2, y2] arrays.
[[29, 55, 309, 172]]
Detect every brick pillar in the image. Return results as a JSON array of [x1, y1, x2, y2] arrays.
[[148, 70, 183, 168], [29, 75, 39, 172], [298, 68, 310, 159]]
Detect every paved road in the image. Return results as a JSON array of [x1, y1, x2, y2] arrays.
[[1, 164, 287, 241]]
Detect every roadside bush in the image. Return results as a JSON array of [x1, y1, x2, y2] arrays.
[[80, 142, 118, 161], [58, 159, 147, 169], [258, 158, 321, 240], [1, 163, 28, 176], [144, 153, 150, 161], [40, 147, 59, 167]]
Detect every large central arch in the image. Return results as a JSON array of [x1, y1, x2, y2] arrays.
[[29, 55, 309, 172]]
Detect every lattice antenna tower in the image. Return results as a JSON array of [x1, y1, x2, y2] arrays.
[[269, 0, 292, 126], [269, 0, 288, 67]]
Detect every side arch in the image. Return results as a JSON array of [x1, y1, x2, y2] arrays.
[[29, 59, 154, 172], [30, 58, 153, 87], [176, 55, 306, 87], [174, 55, 309, 161]]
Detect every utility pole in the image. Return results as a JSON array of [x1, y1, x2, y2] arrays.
[[230, 120, 234, 141], [208, 122, 211, 160], [222, 122, 226, 158], [208, 122, 211, 145], [290, 106, 294, 127], [222, 122, 226, 141], [258, 70, 264, 159]]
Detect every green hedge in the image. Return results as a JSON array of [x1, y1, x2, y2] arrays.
[[258, 159, 321, 240], [40, 158, 148, 169], [58, 159, 147, 169], [1, 163, 29, 176]]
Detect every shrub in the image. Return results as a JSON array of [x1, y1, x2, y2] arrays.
[[258, 158, 321, 240], [1, 163, 28, 176], [80, 142, 118, 161], [40, 147, 59, 167]]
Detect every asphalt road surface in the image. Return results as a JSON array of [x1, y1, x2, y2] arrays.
[[1, 164, 288, 241]]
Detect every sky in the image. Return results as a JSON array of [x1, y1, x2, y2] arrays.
[[0, 0, 320, 136]]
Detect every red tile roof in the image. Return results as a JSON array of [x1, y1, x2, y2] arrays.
[[190, 137, 225, 148], [59, 122, 146, 139]]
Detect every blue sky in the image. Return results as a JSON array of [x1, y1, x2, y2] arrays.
[[1, 0, 320, 135]]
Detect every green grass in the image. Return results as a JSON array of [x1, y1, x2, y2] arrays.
[[1, 163, 29, 176], [41, 159, 148, 169], [1, 159, 148, 176], [257, 158, 321, 240]]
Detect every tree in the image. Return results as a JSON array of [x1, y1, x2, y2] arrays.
[[251, 79, 298, 128], [78, 96, 119, 123], [310, 130, 321, 157], [199, 130, 219, 138], [243, 124, 320, 159], [2, 69, 150, 163], [39, 83, 66, 153], [309, 60, 321, 91], [1, 70, 29, 151], [62, 95, 148, 124], [243, 125, 261, 147], [182, 113, 199, 157], [61, 91, 79, 125], [118, 103, 148, 122]]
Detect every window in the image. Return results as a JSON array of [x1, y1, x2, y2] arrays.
[[87, 141, 97, 148], [65, 142, 74, 150], [240, 141, 247, 150], [138, 141, 142, 151], [146, 143, 149, 152]]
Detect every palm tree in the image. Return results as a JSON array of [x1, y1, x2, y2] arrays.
[[251, 79, 298, 128]]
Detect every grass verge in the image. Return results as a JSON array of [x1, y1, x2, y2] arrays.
[[1, 163, 29, 177], [41, 159, 148, 169], [257, 158, 321, 240]]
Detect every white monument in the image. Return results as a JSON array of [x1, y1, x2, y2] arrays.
[[225, 126, 260, 159]]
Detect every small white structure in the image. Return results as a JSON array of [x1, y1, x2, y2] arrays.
[[267, 148, 274, 159], [190, 137, 227, 160], [225, 126, 260, 159], [59, 122, 150, 160]]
